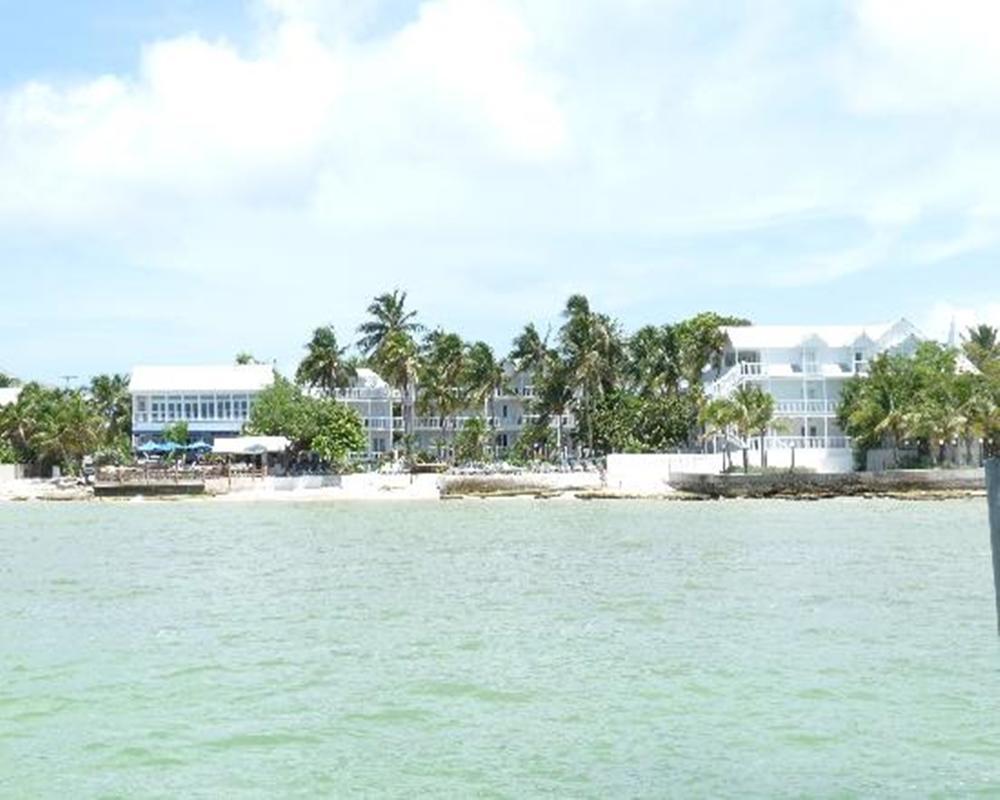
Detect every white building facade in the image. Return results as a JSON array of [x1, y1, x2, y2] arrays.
[[704, 319, 923, 455], [130, 363, 572, 460], [130, 365, 275, 445]]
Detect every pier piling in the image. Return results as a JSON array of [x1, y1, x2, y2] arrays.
[[987, 459, 1000, 634]]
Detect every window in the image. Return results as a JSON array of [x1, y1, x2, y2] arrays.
[[502, 404, 508, 418], [200, 396, 215, 420], [218, 395, 232, 420], [136, 397, 148, 423], [167, 397, 179, 421], [184, 395, 197, 420], [151, 396, 165, 422], [853, 351, 866, 373]]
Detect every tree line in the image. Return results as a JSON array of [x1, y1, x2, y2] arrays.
[[4, 291, 996, 474], [268, 289, 750, 462]]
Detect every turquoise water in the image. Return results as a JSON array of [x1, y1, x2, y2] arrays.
[[1, 498, 998, 797]]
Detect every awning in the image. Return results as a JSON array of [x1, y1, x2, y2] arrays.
[[212, 436, 290, 455]]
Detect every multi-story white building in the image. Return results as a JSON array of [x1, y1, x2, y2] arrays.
[[130, 362, 572, 460], [407, 365, 576, 458], [130, 365, 275, 445], [329, 368, 397, 457], [704, 319, 923, 453]]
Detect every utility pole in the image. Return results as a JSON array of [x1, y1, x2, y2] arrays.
[[987, 459, 1000, 634], [59, 375, 78, 389]]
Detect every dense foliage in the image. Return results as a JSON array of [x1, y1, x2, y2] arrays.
[[838, 337, 1000, 464], [245, 376, 366, 467], [0, 374, 131, 473]]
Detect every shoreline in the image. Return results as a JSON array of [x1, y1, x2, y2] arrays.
[[0, 478, 987, 505]]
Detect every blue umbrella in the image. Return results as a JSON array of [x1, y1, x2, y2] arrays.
[[186, 441, 212, 452], [136, 441, 162, 454]]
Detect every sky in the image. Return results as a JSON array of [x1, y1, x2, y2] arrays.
[[0, 0, 998, 383]]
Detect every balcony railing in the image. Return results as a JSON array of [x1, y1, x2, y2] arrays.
[[775, 399, 839, 415], [748, 436, 851, 450]]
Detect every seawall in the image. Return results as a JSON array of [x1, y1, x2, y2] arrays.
[[669, 469, 986, 498]]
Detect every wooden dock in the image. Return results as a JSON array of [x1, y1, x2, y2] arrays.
[[93, 480, 206, 498]]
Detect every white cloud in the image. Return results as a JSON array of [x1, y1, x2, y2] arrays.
[[843, 0, 1000, 114], [0, 0, 998, 368]]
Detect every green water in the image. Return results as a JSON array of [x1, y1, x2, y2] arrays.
[[1, 499, 998, 798]]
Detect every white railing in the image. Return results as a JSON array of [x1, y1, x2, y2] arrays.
[[710, 364, 743, 397], [775, 399, 839, 415], [748, 436, 851, 450], [333, 387, 401, 401], [709, 362, 765, 398], [364, 417, 405, 431]]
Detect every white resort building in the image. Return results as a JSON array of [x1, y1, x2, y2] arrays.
[[130, 362, 572, 460], [703, 318, 923, 465], [130, 365, 275, 446]]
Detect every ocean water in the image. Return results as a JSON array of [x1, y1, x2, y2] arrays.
[[1, 498, 998, 798]]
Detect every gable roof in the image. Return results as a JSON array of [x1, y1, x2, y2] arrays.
[[723, 319, 921, 350], [130, 365, 274, 394]]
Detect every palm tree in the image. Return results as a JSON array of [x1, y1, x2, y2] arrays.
[[962, 324, 999, 371], [357, 290, 423, 355], [235, 352, 259, 365], [558, 294, 624, 454], [89, 373, 132, 446], [375, 329, 421, 452], [418, 330, 466, 458], [699, 397, 737, 471], [464, 341, 505, 431], [626, 324, 681, 397], [509, 323, 551, 376], [30, 390, 101, 475], [296, 326, 356, 397], [357, 290, 423, 451], [727, 384, 775, 472]]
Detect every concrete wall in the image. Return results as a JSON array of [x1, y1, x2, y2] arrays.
[[606, 448, 856, 495], [605, 453, 724, 495], [0, 464, 26, 481], [744, 447, 854, 473], [208, 473, 442, 499]]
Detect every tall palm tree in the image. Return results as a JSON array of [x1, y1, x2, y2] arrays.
[[558, 294, 624, 453], [464, 341, 505, 427], [375, 329, 421, 452], [509, 323, 551, 376], [357, 290, 423, 451], [418, 330, 466, 458], [296, 326, 356, 397], [357, 290, 422, 356]]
